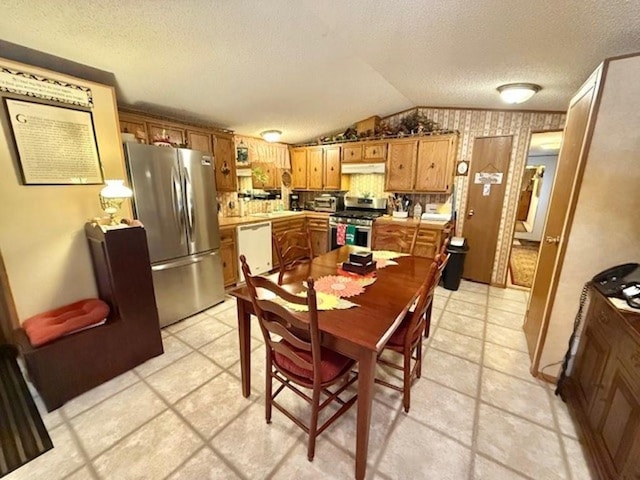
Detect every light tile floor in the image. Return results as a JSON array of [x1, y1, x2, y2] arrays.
[[10, 280, 594, 479]]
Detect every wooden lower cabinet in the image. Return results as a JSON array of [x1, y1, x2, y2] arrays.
[[564, 288, 640, 480], [373, 220, 450, 259], [307, 217, 329, 256], [219, 226, 238, 287]]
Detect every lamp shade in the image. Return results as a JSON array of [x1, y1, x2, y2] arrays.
[[99, 180, 132, 225], [100, 180, 132, 199], [497, 83, 541, 104], [260, 130, 282, 142]]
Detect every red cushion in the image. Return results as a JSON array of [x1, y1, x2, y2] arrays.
[[274, 341, 354, 383], [387, 311, 422, 347], [22, 299, 110, 347]]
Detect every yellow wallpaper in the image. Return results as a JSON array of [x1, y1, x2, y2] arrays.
[[346, 174, 385, 197]]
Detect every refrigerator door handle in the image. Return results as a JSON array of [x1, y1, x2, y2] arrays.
[[183, 166, 195, 241], [171, 167, 185, 236], [151, 250, 218, 271]]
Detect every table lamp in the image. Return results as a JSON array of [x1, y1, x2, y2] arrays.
[[99, 180, 133, 225]]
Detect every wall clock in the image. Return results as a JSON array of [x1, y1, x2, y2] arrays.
[[456, 160, 469, 176]]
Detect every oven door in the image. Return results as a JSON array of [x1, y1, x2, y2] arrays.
[[330, 223, 371, 250]]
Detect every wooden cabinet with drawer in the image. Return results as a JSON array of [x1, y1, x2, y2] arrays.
[[306, 216, 329, 256], [564, 288, 640, 480], [219, 226, 238, 287]]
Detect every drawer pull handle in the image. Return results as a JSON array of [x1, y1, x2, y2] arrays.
[[597, 313, 609, 325]]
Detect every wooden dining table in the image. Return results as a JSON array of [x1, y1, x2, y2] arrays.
[[229, 245, 432, 480]]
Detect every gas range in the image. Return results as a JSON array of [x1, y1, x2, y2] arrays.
[[329, 210, 385, 227], [329, 197, 387, 227]]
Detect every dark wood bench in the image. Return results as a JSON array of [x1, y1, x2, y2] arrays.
[[15, 223, 163, 411]]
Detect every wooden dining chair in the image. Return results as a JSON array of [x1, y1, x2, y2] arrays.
[[272, 226, 314, 284], [239, 255, 358, 461], [424, 250, 450, 338], [371, 224, 418, 254], [376, 258, 441, 413]]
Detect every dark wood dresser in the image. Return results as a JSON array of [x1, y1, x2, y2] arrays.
[[564, 287, 640, 479]]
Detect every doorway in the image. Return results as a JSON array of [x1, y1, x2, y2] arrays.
[[508, 131, 561, 289], [462, 135, 513, 284]]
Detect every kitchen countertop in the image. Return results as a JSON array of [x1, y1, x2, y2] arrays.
[[218, 210, 328, 228], [376, 215, 452, 230], [218, 211, 449, 230]]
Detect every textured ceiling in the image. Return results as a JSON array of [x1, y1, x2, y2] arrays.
[[1, 1, 639, 143]]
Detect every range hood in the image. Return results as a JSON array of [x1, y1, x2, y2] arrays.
[[341, 163, 386, 174]]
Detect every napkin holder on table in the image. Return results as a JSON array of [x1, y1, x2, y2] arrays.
[[342, 260, 377, 275], [349, 251, 373, 265]]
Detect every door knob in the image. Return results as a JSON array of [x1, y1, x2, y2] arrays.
[[545, 235, 561, 244], [467, 209, 474, 217]]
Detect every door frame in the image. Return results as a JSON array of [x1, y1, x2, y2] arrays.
[[502, 128, 564, 288]]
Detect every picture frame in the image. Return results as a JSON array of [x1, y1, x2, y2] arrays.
[[4, 98, 104, 185], [236, 140, 249, 165]]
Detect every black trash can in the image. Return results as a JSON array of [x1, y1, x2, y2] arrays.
[[442, 238, 469, 291]]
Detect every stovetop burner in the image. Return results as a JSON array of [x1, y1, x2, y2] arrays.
[[331, 210, 385, 221]]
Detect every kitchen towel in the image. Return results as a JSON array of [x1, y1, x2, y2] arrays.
[[346, 225, 356, 245], [336, 223, 346, 246]]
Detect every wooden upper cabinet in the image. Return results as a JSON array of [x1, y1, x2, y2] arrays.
[[342, 141, 386, 163], [307, 147, 324, 190], [363, 142, 387, 162], [251, 162, 277, 190], [213, 134, 237, 192], [385, 139, 417, 191], [323, 146, 341, 190], [290, 148, 308, 189], [415, 136, 456, 192], [147, 122, 185, 146], [118, 112, 149, 143], [186, 130, 212, 153], [342, 144, 362, 163]]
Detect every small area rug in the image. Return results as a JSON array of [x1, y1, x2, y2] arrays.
[[509, 242, 540, 288], [0, 344, 52, 477]]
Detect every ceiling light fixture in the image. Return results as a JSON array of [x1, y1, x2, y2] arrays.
[[497, 83, 541, 104], [260, 130, 282, 142]]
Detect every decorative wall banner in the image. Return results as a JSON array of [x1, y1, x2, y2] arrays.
[[0, 66, 93, 108], [474, 172, 503, 185], [4, 98, 103, 185]]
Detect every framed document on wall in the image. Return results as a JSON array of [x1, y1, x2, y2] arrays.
[[4, 98, 104, 185]]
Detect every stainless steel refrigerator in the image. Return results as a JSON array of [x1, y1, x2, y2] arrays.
[[123, 142, 225, 327]]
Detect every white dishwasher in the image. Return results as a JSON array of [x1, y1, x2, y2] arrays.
[[237, 221, 273, 281]]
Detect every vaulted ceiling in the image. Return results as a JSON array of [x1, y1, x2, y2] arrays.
[[2, 1, 640, 143]]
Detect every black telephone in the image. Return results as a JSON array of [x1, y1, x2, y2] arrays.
[[592, 263, 640, 308]]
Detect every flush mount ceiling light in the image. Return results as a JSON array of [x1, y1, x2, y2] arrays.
[[260, 130, 282, 142], [497, 83, 541, 104]]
